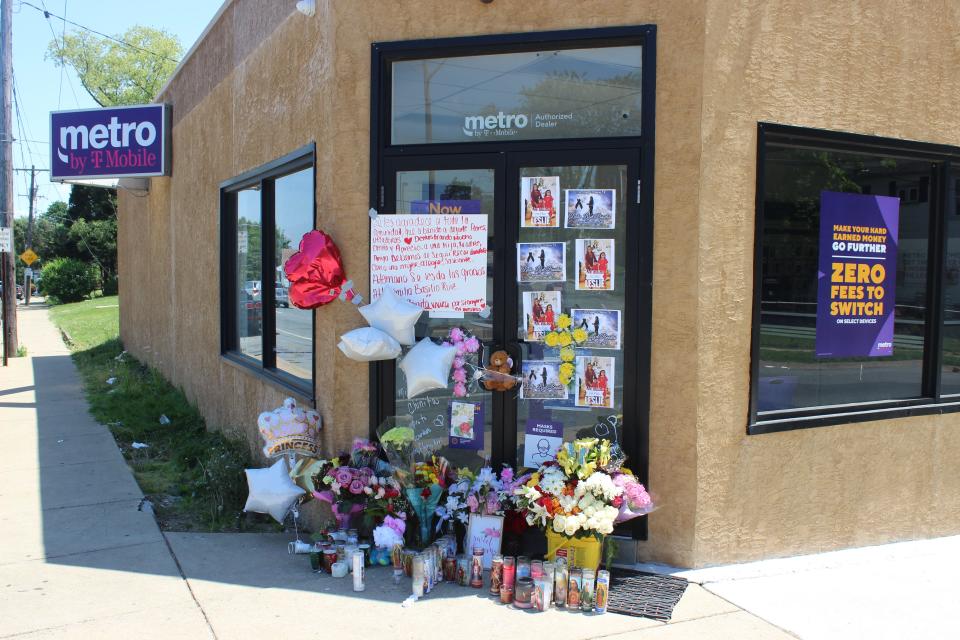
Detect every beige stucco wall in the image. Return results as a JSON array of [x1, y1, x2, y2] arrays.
[[691, 0, 960, 565], [118, 0, 960, 567]]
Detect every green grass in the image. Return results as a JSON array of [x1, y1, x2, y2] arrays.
[[48, 295, 272, 532], [48, 296, 120, 351]]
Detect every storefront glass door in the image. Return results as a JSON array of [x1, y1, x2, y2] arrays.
[[383, 150, 639, 471], [512, 157, 632, 469], [385, 157, 504, 469]]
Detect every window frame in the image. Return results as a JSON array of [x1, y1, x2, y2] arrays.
[[750, 123, 958, 435], [219, 143, 316, 401]]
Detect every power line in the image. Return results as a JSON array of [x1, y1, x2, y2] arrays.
[[21, 0, 180, 64], [37, 0, 79, 106]]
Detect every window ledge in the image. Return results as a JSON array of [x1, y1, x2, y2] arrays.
[[221, 352, 315, 408], [749, 399, 960, 435]]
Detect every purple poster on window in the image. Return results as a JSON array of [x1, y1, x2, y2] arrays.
[[50, 104, 170, 181], [815, 191, 900, 358]]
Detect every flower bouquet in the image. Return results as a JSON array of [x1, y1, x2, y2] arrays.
[[513, 437, 653, 569], [310, 438, 394, 531], [377, 418, 452, 547], [435, 465, 520, 567]]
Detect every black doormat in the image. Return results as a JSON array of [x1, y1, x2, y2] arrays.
[[607, 569, 689, 621]]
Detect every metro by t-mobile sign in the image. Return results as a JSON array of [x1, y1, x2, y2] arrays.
[[50, 104, 170, 181]]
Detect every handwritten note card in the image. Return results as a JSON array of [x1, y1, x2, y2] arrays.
[[466, 514, 504, 569], [370, 214, 488, 313]]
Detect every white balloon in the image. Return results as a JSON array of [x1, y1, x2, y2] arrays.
[[243, 458, 305, 523], [398, 337, 457, 398], [359, 287, 423, 346], [338, 327, 402, 361]]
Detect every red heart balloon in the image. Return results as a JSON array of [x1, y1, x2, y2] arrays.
[[283, 230, 349, 309]]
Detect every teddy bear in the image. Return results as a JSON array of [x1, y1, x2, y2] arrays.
[[483, 350, 517, 391]]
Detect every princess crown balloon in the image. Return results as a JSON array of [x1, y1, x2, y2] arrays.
[[258, 398, 322, 458]]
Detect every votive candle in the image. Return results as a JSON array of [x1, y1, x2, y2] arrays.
[[514, 577, 534, 609], [502, 556, 516, 590]]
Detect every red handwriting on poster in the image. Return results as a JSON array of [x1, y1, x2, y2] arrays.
[[370, 214, 488, 312]]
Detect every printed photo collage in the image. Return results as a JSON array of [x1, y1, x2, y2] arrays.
[[517, 175, 621, 410]]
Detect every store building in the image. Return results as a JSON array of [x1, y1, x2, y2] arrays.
[[117, 0, 960, 568]]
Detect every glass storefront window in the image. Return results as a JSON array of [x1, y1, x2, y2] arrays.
[[222, 147, 315, 397], [942, 173, 960, 395], [391, 45, 642, 145], [515, 163, 629, 464], [236, 188, 262, 361], [757, 145, 932, 413], [392, 168, 495, 468], [274, 168, 314, 387]]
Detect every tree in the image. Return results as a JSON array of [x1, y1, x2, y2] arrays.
[[68, 184, 116, 222], [46, 26, 182, 107], [69, 218, 118, 294]]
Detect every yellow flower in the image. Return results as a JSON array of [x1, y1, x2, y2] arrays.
[[560, 346, 575, 362], [572, 328, 588, 343], [528, 472, 540, 486], [560, 362, 575, 377], [544, 332, 560, 347], [557, 331, 573, 347], [556, 313, 572, 329]]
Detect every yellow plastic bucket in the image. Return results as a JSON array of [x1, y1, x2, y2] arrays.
[[545, 529, 602, 571]]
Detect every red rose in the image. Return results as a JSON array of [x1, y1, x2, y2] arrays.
[[612, 496, 624, 508], [421, 487, 432, 498]]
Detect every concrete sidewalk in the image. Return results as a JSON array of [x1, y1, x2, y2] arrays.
[[0, 305, 214, 639], [0, 304, 794, 639]]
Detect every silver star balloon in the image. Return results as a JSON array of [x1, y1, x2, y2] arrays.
[[359, 287, 424, 346], [398, 337, 457, 398], [243, 458, 305, 523]]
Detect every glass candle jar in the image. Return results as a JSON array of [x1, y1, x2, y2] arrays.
[[499, 585, 514, 605], [489, 554, 504, 595], [309, 550, 321, 573], [595, 570, 611, 614], [470, 547, 484, 588], [580, 569, 596, 611], [444, 556, 457, 583], [457, 557, 469, 586], [567, 568, 583, 608], [502, 556, 516, 590], [553, 557, 568, 607], [531, 560, 544, 580], [412, 554, 425, 598], [514, 577, 534, 609], [516, 556, 531, 579], [322, 549, 337, 574], [534, 577, 553, 611]]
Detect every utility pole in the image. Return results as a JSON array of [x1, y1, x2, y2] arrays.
[[0, 0, 17, 359], [23, 164, 35, 305]]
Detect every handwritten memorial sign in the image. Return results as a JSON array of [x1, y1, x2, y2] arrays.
[[465, 514, 504, 569], [371, 214, 488, 313]]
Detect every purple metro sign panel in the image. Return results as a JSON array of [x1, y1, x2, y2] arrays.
[[50, 104, 170, 181]]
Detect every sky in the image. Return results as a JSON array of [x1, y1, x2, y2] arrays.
[[9, 0, 225, 220]]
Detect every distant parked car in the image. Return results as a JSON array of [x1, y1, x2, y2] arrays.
[[275, 286, 290, 308]]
